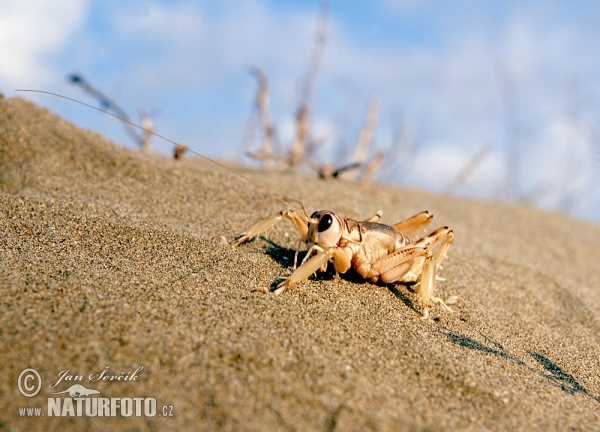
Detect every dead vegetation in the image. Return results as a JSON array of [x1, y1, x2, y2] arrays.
[[241, 1, 489, 188], [68, 73, 185, 158], [244, 0, 390, 183], [65, 1, 488, 189], [64, 4, 595, 217]]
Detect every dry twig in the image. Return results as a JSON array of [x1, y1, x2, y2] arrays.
[[341, 96, 379, 180], [361, 151, 386, 184], [444, 142, 494, 195], [69, 73, 154, 153], [289, 0, 329, 168], [248, 67, 275, 167]]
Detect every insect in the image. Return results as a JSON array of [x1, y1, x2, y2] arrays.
[[233, 206, 458, 319], [17, 90, 460, 319]]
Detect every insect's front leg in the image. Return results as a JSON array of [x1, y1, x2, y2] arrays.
[[232, 209, 308, 247], [273, 247, 350, 294]]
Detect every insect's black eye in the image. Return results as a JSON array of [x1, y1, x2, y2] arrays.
[[318, 214, 333, 232]]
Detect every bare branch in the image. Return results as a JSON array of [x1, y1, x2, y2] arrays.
[[290, 105, 309, 167], [301, 0, 329, 106], [354, 97, 379, 163], [138, 107, 153, 153], [444, 142, 494, 195], [495, 63, 520, 200], [238, 112, 259, 156], [249, 67, 275, 168], [289, 0, 329, 168], [246, 151, 289, 168], [69, 73, 151, 151], [361, 151, 385, 184], [173, 143, 189, 160], [341, 96, 379, 180], [306, 161, 361, 179]]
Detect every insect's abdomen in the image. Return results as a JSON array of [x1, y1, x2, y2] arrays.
[[360, 222, 407, 257]]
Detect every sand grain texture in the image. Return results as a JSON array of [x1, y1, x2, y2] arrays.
[[1, 95, 599, 431]]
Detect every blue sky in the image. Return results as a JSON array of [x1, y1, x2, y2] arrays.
[[2, 0, 600, 222]]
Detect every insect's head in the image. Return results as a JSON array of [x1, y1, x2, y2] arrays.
[[307, 210, 343, 248]]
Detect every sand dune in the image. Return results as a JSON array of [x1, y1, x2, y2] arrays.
[[1, 94, 599, 431]]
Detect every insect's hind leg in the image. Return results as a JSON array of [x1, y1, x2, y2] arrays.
[[419, 255, 452, 320], [362, 210, 383, 223], [391, 210, 433, 239], [371, 247, 445, 319], [412, 227, 458, 319], [409, 226, 454, 275], [398, 252, 454, 320], [381, 227, 457, 319]]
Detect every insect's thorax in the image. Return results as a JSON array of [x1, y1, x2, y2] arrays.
[[307, 212, 407, 266]]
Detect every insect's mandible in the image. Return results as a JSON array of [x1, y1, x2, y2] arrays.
[[17, 90, 460, 319]]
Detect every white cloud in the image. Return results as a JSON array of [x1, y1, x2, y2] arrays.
[[405, 142, 504, 197], [381, 0, 431, 13], [0, 0, 90, 90], [98, 0, 321, 97], [518, 114, 598, 211], [3, 0, 600, 219], [115, 1, 203, 38]]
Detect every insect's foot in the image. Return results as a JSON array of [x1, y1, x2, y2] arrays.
[[403, 272, 420, 284], [251, 286, 270, 294], [444, 295, 463, 305], [273, 279, 289, 295], [431, 296, 454, 313], [421, 296, 461, 319], [231, 234, 249, 248]]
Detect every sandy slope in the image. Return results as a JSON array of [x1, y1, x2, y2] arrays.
[[1, 94, 599, 431]]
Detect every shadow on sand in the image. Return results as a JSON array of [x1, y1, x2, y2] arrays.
[[443, 330, 600, 403]]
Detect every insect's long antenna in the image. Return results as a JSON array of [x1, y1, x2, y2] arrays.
[[290, 199, 318, 223], [15, 89, 309, 221]]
